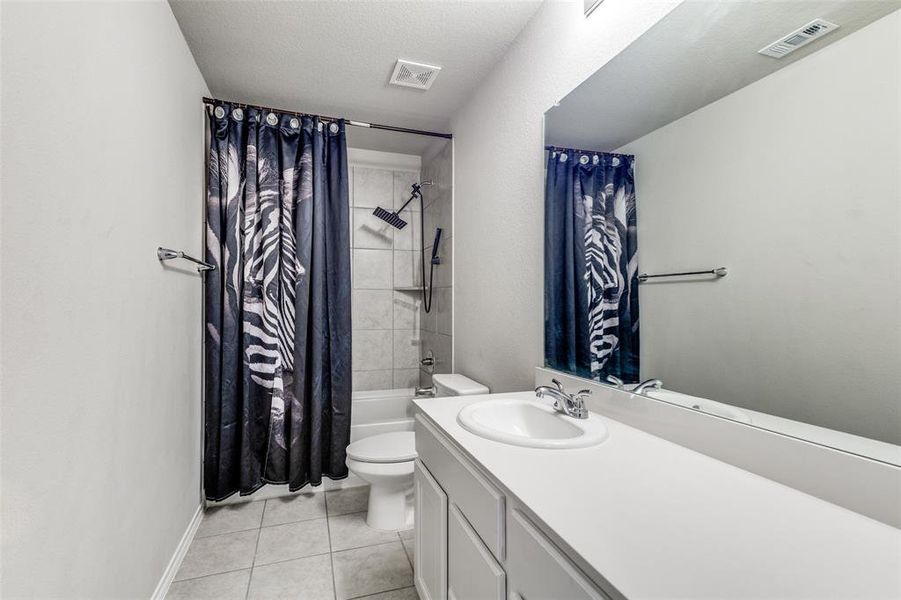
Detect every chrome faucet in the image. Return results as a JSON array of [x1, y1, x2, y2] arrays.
[[632, 378, 663, 395], [605, 375, 625, 390], [534, 379, 591, 419]]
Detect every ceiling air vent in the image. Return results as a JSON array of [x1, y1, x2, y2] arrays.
[[389, 60, 441, 90], [759, 19, 839, 58]]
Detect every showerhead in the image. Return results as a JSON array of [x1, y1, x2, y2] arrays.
[[372, 181, 433, 230], [372, 206, 408, 229]]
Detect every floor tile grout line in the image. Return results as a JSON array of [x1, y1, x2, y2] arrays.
[[325, 499, 338, 600], [331, 538, 408, 556], [246, 523, 263, 600], [171, 565, 254, 585], [349, 585, 417, 600], [398, 531, 414, 571], [250, 550, 333, 570]]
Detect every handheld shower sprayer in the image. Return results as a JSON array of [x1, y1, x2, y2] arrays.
[[371, 182, 441, 312]]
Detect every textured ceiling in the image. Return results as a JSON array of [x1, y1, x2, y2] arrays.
[[546, 1, 901, 151], [169, 0, 543, 151]]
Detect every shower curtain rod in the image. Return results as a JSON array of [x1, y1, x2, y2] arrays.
[[203, 96, 452, 139], [545, 145, 632, 157]]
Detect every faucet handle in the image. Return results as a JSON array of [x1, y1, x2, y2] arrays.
[[605, 375, 624, 389], [573, 389, 591, 404], [551, 378, 565, 392]]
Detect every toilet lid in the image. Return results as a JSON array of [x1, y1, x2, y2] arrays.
[[346, 432, 417, 464]]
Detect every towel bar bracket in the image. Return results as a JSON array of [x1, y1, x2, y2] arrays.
[[157, 247, 215, 273]]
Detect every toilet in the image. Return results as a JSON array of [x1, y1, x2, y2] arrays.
[[345, 373, 489, 530]]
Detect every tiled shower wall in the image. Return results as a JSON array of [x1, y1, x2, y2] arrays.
[[350, 154, 423, 392], [419, 141, 453, 387]]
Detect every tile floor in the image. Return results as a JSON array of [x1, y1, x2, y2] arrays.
[[168, 486, 418, 600]]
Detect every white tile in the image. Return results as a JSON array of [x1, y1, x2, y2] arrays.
[[393, 217, 415, 251], [196, 501, 264, 538], [332, 542, 413, 599], [393, 292, 420, 330], [254, 519, 330, 566], [420, 331, 436, 363], [328, 512, 400, 552], [354, 249, 392, 289], [434, 334, 453, 373], [247, 554, 334, 600], [433, 191, 453, 238], [435, 287, 452, 336], [326, 486, 370, 517], [353, 330, 393, 371], [393, 369, 420, 389], [353, 207, 394, 250], [167, 569, 251, 600], [175, 530, 258, 581], [392, 330, 420, 370], [354, 167, 394, 208], [412, 251, 423, 287], [393, 171, 422, 211], [420, 298, 437, 334], [353, 290, 394, 330], [353, 369, 394, 391], [434, 238, 452, 287], [393, 251, 413, 288], [262, 492, 326, 527]]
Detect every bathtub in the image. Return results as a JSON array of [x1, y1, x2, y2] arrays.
[[351, 387, 416, 442], [209, 387, 417, 505]]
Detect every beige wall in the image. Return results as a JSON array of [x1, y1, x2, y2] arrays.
[[1, 2, 209, 596], [619, 10, 901, 444], [449, 0, 681, 393]]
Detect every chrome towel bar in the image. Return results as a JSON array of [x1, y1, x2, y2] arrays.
[[638, 267, 727, 283], [157, 247, 215, 272]]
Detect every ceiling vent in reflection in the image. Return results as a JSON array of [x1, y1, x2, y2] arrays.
[[389, 59, 441, 90], [759, 19, 839, 58]]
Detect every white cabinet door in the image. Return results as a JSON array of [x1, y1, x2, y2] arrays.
[[507, 509, 610, 600], [415, 459, 448, 600], [448, 504, 505, 600]]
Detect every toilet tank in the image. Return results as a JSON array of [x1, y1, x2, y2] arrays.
[[432, 374, 489, 397]]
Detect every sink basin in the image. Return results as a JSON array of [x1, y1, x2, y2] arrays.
[[457, 397, 609, 449]]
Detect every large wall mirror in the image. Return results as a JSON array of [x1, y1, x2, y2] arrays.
[[543, 1, 900, 465]]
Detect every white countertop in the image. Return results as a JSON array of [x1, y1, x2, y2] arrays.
[[414, 392, 901, 599]]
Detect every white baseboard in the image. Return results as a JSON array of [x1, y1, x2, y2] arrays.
[[151, 503, 204, 600]]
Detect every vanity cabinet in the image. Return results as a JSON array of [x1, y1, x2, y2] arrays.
[[414, 460, 448, 600], [415, 415, 611, 600]]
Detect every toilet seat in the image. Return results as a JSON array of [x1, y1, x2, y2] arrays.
[[346, 431, 416, 464]]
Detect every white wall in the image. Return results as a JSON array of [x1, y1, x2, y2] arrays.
[[618, 11, 901, 445], [1, 2, 209, 597], [450, 0, 681, 393]]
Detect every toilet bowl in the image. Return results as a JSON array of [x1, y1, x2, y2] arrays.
[[346, 374, 489, 530], [346, 431, 417, 530]]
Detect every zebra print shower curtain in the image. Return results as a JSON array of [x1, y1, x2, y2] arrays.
[[204, 103, 351, 501], [544, 149, 639, 383]]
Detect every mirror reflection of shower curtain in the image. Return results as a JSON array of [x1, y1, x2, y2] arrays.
[[544, 149, 639, 383], [204, 104, 351, 501]]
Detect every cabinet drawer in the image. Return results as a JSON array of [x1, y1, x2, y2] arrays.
[[507, 508, 609, 600], [415, 415, 506, 561], [448, 503, 505, 600]]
